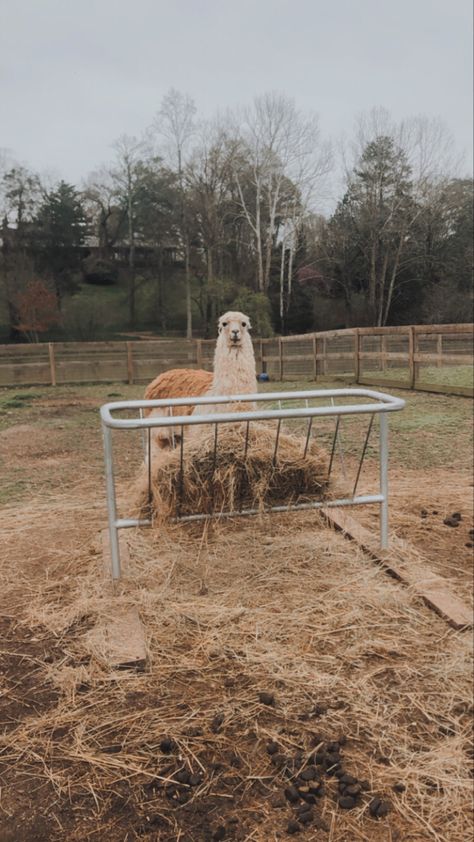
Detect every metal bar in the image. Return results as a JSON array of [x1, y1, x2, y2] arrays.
[[273, 420, 282, 466], [327, 417, 340, 480], [111, 493, 385, 529], [176, 494, 385, 523], [330, 397, 347, 482], [352, 414, 375, 499], [239, 421, 251, 513], [100, 388, 406, 429], [243, 420, 250, 459], [147, 428, 152, 512], [102, 424, 121, 580], [379, 413, 389, 549], [101, 400, 405, 432], [212, 423, 218, 472], [178, 425, 184, 515], [303, 417, 313, 458], [169, 406, 176, 448], [139, 408, 146, 457]]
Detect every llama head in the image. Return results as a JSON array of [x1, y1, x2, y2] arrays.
[[217, 311, 252, 351]]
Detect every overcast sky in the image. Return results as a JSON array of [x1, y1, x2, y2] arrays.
[[1, 0, 472, 208]]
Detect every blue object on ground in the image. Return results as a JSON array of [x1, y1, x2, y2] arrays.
[[257, 372, 270, 382]]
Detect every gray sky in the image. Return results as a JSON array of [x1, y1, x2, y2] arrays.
[[1, 0, 472, 206]]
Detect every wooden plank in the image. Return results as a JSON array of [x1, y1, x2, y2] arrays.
[[354, 330, 360, 382], [408, 326, 415, 389], [413, 382, 473, 397], [322, 508, 472, 630], [359, 351, 409, 361], [196, 339, 203, 369], [358, 376, 410, 390], [414, 323, 473, 335], [312, 335, 317, 380], [414, 352, 473, 365], [278, 337, 283, 380]]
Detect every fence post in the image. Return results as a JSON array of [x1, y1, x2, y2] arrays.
[[278, 337, 283, 381], [436, 334, 442, 368], [196, 339, 203, 369], [126, 342, 134, 384], [354, 329, 360, 383], [408, 326, 416, 389], [321, 338, 327, 376], [381, 335, 387, 371], [48, 342, 57, 386], [260, 339, 267, 374], [312, 334, 317, 381]]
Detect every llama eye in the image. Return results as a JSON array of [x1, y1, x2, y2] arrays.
[[241, 322, 247, 328], [222, 322, 228, 327]]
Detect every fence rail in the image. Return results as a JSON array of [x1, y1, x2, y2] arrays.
[[0, 324, 472, 397]]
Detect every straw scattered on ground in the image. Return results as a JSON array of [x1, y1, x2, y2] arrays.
[[0, 383, 472, 841]]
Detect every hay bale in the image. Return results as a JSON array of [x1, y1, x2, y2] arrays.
[[140, 423, 329, 520]]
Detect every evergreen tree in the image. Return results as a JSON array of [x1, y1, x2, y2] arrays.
[[34, 181, 88, 301]]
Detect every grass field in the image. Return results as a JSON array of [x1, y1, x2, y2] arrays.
[[0, 380, 472, 841]]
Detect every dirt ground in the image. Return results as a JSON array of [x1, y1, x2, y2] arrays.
[[0, 381, 472, 842]]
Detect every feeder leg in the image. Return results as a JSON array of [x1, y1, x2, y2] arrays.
[[102, 424, 121, 580], [379, 413, 389, 549]]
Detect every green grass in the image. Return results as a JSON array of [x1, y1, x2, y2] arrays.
[[0, 379, 472, 475], [360, 364, 472, 390]]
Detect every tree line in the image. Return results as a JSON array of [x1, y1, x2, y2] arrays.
[[0, 93, 472, 342]]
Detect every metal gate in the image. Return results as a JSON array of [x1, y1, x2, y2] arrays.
[[100, 388, 405, 579]]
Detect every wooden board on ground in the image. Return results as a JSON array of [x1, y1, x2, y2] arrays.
[[96, 528, 148, 670], [322, 508, 473, 631]]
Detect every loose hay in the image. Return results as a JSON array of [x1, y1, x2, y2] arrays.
[[135, 422, 330, 520]]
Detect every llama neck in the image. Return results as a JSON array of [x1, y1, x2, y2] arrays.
[[211, 343, 257, 396]]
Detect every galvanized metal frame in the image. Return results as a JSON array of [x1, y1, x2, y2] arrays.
[[100, 388, 405, 580]]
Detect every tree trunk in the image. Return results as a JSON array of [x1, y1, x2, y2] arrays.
[[185, 240, 192, 339], [127, 190, 136, 326]]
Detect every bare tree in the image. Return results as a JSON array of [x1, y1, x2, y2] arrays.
[[110, 134, 147, 326], [232, 92, 331, 294], [152, 89, 196, 338]]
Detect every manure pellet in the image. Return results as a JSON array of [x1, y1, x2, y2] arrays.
[[335, 769, 347, 779], [340, 773, 358, 785], [393, 782, 406, 793], [300, 766, 318, 781], [326, 741, 340, 753], [469, 528, 474, 538], [443, 517, 459, 527], [266, 741, 279, 755], [286, 819, 301, 834], [314, 816, 329, 831], [369, 798, 390, 818], [451, 512, 462, 520], [259, 691, 275, 706], [345, 783, 362, 797], [466, 542, 473, 548], [175, 769, 190, 784], [299, 810, 314, 825], [284, 786, 300, 804], [188, 774, 201, 787], [296, 804, 312, 818], [360, 779, 370, 790], [212, 826, 226, 841], [338, 795, 357, 809], [160, 737, 174, 754]]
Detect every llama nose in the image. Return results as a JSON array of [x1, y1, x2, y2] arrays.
[[231, 330, 240, 342]]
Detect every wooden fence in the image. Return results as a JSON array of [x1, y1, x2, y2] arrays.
[[0, 324, 472, 397]]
